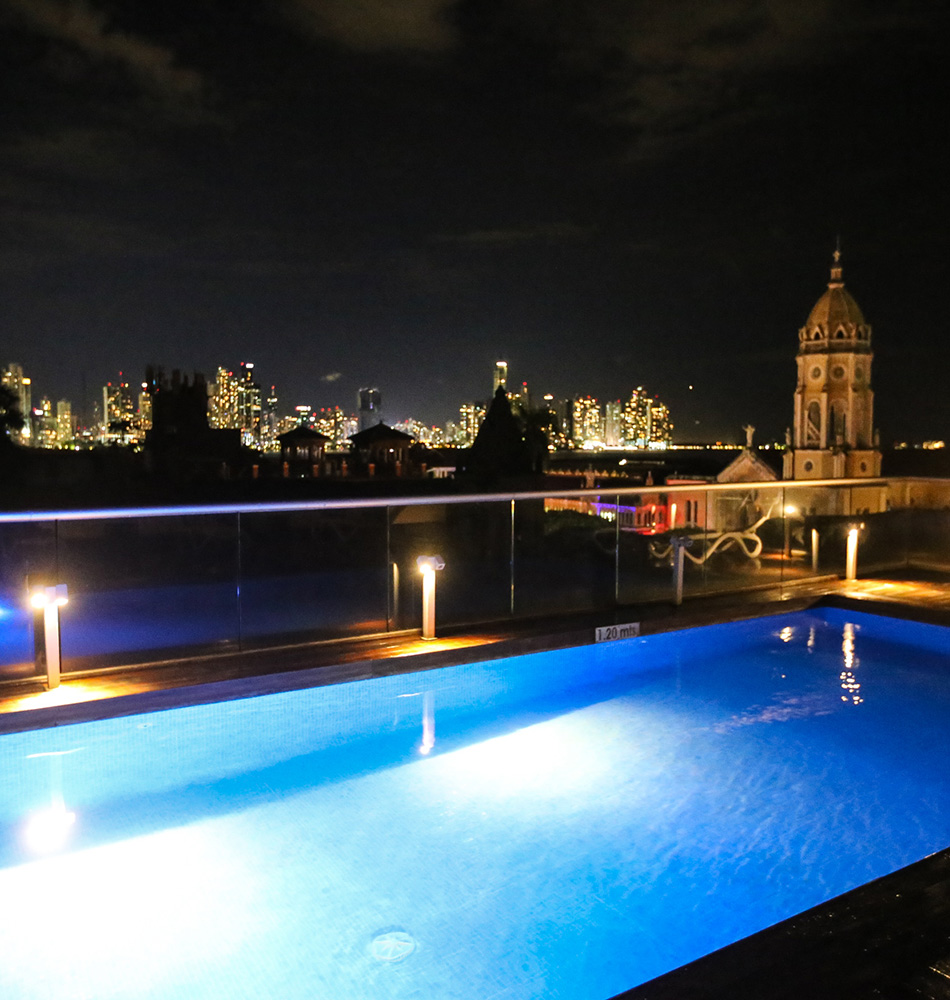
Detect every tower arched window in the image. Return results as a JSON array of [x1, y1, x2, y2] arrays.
[[812, 329, 822, 340], [806, 402, 820, 445], [835, 328, 845, 339]]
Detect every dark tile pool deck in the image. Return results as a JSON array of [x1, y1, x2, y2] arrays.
[[3, 571, 950, 999]]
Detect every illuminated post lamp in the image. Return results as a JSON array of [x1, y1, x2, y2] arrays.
[[671, 536, 692, 606], [31, 584, 68, 689], [845, 524, 863, 581], [811, 528, 820, 574], [416, 555, 445, 640], [783, 505, 797, 560]]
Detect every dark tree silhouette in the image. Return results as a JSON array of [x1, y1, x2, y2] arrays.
[[466, 386, 531, 479], [0, 386, 24, 445]]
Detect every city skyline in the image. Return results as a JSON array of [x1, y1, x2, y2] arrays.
[[2, 2, 947, 441], [4, 355, 680, 452]]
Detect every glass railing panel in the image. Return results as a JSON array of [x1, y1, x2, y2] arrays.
[[903, 508, 950, 572], [0, 521, 58, 680], [781, 483, 887, 579], [779, 484, 848, 586], [389, 500, 511, 629], [615, 490, 684, 605], [513, 495, 619, 617], [676, 486, 785, 598], [238, 507, 389, 646], [55, 514, 241, 672]]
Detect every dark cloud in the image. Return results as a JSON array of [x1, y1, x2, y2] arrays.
[[280, 0, 457, 52], [464, 0, 938, 156], [434, 223, 593, 246], [2, 0, 205, 101]]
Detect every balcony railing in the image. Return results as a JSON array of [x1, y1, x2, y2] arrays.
[[0, 477, 946, 683]]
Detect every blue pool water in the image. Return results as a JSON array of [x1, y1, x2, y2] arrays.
[[0, 607, 949, 999]]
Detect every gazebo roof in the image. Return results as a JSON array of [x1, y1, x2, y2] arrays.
[[349, 422, 415, 446], [278, 426, 330, 442]]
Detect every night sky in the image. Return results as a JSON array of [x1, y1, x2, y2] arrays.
[[2, 0, 947, 442]]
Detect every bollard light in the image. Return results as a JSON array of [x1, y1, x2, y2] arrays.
[[783, 505, 798, 559], [416, 555, 445, 640], [845, 524, 863, 581], [670, 536, 693, 607], [30, 584, 68, 690]]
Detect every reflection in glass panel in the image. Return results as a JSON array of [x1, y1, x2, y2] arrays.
[[780, 484, 848, 581], [56, 515, 241, 670], [513, 496, 617, 617], [239, 508, 388, 646], [674, 486, 780, 597], [0, 521, 57, 680], [390, 501, 510, 630]]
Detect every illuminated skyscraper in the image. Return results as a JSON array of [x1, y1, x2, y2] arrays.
[[315, 406, 352, 449], [493, 361, 508, 395], [604, 401, 622, 447], [621, 388, 651, 447], [260, 385, 279, 452], [358, 387, 381, 432], [56, 400, 73, 447], [210, 363, 262, 447], [35, 398, 57, 448], [458, 402, 486, 446], [134, 386, 152, 441], [649, 401, 673, 447], [571, 396, 603, 447], [102, 376, 136, 445]]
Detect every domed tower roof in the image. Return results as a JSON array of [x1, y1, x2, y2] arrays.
[[798, 246, 871, 352]]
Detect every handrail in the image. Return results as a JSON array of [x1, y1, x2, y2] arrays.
[[0, 477, 896, 524]]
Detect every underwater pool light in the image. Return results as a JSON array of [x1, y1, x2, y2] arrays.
[[22, 802, 76, 854]]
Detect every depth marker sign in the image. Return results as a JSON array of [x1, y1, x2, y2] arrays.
[[595, 622, 640, 643]]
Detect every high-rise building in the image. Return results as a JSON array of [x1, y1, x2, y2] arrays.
[[358, 387, 381, 432], [102, 376, 136, 445], [458, 402, 486, 446], [493, 361, 508, 396], [604, 401, 622, 447], [571, 395, 603, 448], [35, 398, 57, 448], [56, 400, 73, 447], [649, 401, 673, 447], [209, 363, 262, 447], [783, 247, 880, 479], [261, 386, 279, 452], [621, 388, 651, 447], [2, 363, 31, 445], [133, 385, 152, 441], [314, 406, 352, 449], [509, 380, 530, 415], [395, 418, 445, 447]]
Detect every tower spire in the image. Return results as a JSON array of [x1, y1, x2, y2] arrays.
[[829, 237, 843, 287]]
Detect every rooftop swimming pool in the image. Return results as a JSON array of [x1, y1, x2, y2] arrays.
[[1, 606, 948, 999]]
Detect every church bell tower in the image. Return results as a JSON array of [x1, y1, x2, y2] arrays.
[[783, 246, 881, 479]]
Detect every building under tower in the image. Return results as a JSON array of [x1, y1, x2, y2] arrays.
[[783, 247, 881, 479]]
